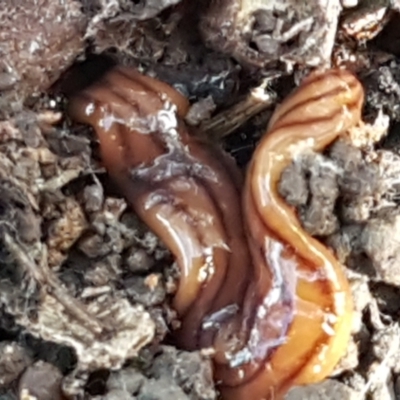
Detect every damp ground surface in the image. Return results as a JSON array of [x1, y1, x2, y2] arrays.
[[1, 1, 400, 399]]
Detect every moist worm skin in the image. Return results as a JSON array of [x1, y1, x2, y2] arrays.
[[67, 67, 362, 400], [229, 69, 363, 400]]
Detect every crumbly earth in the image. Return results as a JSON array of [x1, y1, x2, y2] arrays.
[[1, 0, 400, 399]]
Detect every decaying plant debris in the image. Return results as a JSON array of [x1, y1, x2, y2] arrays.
[[2, 0, 400, 399]]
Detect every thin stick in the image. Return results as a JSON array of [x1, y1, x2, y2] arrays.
[[202, 80, 276, 139]]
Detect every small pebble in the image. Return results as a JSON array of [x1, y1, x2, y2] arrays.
[[18, 361, 63, 400]]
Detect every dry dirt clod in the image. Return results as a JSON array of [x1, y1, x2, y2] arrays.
[[146, 347, 217, 400], [124, 274, 166, 307], [200, 0, 342, 69], [279, 152, 341, 237], [0, 0, 86, 116], [278, 161, 309, 208], [83, 183, 105, 213], [124, 246, 155, 273], [101, 389, 133, 400], [107, 367, 146, 394], [85, 0, 183, 57], [360, 213, 400, 285], [99, 346, 216, 400], [364, 62, 400, 122], [285, 379, 360, 400], [138, 379, 188, 400], [46, 198, 88, 268], [85, 0, 182, 34]]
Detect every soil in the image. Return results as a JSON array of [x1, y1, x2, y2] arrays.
[[1, 0, 400, 399]]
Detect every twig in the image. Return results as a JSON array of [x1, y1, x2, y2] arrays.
[[202, 80, 277, 139]]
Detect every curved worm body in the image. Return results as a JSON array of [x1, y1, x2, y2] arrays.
[[67, 67, 363, 399], [227, 70, 362, 399]]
